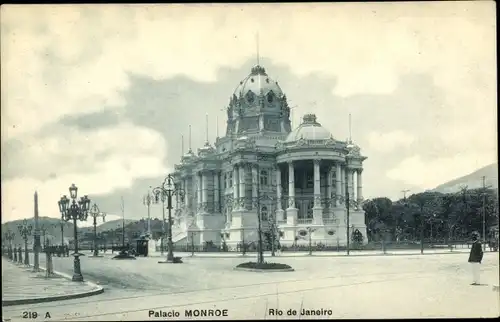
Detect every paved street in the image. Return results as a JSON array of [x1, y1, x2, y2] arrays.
[[2, 252, 498, 320]]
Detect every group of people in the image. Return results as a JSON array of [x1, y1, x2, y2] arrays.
[[43, 244, 70, 257]]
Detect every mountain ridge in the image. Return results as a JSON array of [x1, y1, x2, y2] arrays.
[[432, 162, 498, 194]]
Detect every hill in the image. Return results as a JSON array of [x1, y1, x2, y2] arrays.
[[78, 219, 136, 234], [2, 217, 171, 247], [1, 216, 75, 246], [432, 162, 498, 194]]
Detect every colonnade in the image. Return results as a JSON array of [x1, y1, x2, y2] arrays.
[[275, 160, 363, 209], [176, 160, 363, 225]]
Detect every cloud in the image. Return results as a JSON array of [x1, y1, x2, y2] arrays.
[[0, 3, 496, 220], [366, 130, 416, 153], [2, 3, 495, 139], [1, 123, 169, 222], [386, 152, 497, 189]]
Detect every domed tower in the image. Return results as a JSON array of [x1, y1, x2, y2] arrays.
[[225, 65, 292, 137]]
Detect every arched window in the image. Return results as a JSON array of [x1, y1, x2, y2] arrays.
[[246, 90, 255, 103], [267, 91, 274, 103], [261, 206, 268, 221], [260, 170, 268, 186]]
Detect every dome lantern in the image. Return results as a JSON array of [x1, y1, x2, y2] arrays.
[[285, 114, 333, 142]]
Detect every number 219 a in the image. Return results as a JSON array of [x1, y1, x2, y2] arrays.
[[22, 312, 38, 319]]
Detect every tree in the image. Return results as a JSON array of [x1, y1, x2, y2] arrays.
[[406, 192, 443, 243], [363, 197, 393, 241]]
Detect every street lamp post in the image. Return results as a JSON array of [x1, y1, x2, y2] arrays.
[[58, 220, 66, 248], [18, 219, 32, 266], [152, 186, 167, 256], [5, 230, 15, 260], [142, 190, 153, 238], [89, 203, 106, 257], [153, 174, 185, 263], [252, 151, 276, 264], [307, 226, 317, 255], [337, 186, 360, 256], [58, 183, 91, 282], [268, 213, 281, 257], [40, 225, 48, 247]]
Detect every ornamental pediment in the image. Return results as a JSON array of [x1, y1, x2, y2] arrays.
[[279, 137, 337, 150], [347, 146, 361, 157], [235, 137, 256, 150]]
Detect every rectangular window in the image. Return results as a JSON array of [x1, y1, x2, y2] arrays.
[[306, 171, 313, 188], [260, 170, 268, 186]]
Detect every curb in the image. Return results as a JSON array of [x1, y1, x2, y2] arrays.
[[145, 251, 474, 259], [2, 262, 104, 307]]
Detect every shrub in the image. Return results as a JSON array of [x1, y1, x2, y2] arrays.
[[236, 261, 292, 270]]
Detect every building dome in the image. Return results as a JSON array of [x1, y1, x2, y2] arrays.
[[285, 114, 333, 142], [233, 65, 283, 100]]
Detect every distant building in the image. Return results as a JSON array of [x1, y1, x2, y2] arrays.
[[171, 65, 367, 248]]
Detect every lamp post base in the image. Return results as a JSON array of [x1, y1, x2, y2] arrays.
[[72, 274, 84, 282], [158, 253, 183, 264], [72, 255, 84, 282], [158, 259, 183, 264]]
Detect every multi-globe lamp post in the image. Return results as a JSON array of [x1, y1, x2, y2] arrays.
[[18, 219, 32, 266], [152, 185, 167, 256], [153, 174, 184, 263], [58, 184, 91, 282], [88, 203, 106, 257]]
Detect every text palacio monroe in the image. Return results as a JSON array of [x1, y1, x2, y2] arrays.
[[149, 309, 229, 318]]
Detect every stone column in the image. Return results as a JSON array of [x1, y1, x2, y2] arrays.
[[184, 178, 190, 209], [357, 169, 363, 203], [347, 168, 354, 200], [175, 183, 179, 210], [252, 164, 258, 209], [233, 165, 239, 208], [286, 161, 298, 226], [335, 163, 341, 207], [313, 159, 323, 225], [213, 171, 220, 213], [239, 164, 246, 210], [196, 173, 202, 212], [341, 166, 346, 199], [275, 164, 285, 222], [327, 166, 333, 207], [350, 169, 356, 199], [287, 161, 295, 209], [313, 159, 321, 208], [202, 172, 208, 213]]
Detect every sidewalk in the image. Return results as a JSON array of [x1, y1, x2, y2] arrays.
[[1, 257, 104, 306], [145, 248, 475, 258]]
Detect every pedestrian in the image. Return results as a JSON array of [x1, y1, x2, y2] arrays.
[[276, 241, 282, 256], [468, 232, 483, 285]]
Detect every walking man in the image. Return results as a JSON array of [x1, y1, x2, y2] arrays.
[[468, 231, 483, 285]]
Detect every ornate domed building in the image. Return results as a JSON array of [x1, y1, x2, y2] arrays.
[[172, 65, 368, 248]]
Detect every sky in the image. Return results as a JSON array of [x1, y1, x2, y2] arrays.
[[1, 2, 497, 224]]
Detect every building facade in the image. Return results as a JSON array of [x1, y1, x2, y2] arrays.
[[171, 65, 368, 248]]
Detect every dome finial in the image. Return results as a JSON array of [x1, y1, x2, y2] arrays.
[[302, 114, 318, 124], [181, 134, 184, 156], [256, 31, 260, 66], [348, 113, 352, 144], [188, 125, 192, 153]]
